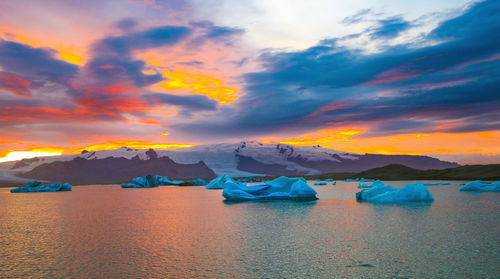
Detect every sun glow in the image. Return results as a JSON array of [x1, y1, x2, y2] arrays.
[[0, 151, 62, 163]]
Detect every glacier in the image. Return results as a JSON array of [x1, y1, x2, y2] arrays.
[[356, 182, 434, 202], [11, 181, 72, 193], [460, 180, 500, 192], [206, 174, 242, 189], [222, 176, 317, 201]]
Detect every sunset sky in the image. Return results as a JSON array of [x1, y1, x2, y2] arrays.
[[1, 0, 499, 163]]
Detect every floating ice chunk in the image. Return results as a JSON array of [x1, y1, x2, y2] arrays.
[[344, 178, 359, 182], [423, 182, 451, 186], [206, 174, 242, 189], [314, 182, 327, 185], [358, 180, 384, 189], [356, 182, 434, 202], [222, 176, 317, 201], [11, 182, 72, 193], [460, 180, 500, 192], [325, 178, 334, 182], [331, 181, 336, 185], [155, 175, 184, 186], [184, 178, 208, 186], [360, 178, 376, 182], [122, 174, 159, 188]]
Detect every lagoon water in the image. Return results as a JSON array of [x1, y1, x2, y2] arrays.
[[1, 181, 499, 278]]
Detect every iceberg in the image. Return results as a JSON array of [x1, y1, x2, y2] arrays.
[[356, 182, 434, 202], [331, 181, 336, 185], [314, 182, 327, 186], [122, 174, 159, 188], [155, 175, 184, 186], [344, 178, 359, 182], [325, 178, 334, 182], [358, 180, 384, 189], [206, 174, 242, 189], [423, 182, 451, 186], [223, 176, 317, 201], [460, 180, 500, 192], [11, 182, 72, 193], [360, 178, 376, 182]]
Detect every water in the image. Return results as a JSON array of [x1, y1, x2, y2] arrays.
[[0, 181, 499, 278]]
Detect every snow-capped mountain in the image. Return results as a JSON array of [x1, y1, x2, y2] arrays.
[[0, 141, 459, 184]]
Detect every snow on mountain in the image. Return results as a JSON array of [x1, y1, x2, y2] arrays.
[[0, 140, 459, 183]]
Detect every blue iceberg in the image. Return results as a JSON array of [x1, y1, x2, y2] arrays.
[[356, 182, 434, 202], [325, 178, 334, 182], [11, 182, 72, 193], [206, 174, 242, 189], [222, 176, 317, 201], [358, 180, 384, 189], [460, 180, 500, 192], [122, 174, 159, 188], [155, 175, 184, 185], [423, 182, 450, 186], [331, 181, 336, 185], [344, 178, 359, 182], [360, 178, 376, 182], [314, 182, 327, 186]]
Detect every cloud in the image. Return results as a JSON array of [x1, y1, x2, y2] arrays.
[[0, 71, 31, 96], [173, 0, 500, 140], [0, 39, 78, 85], [146, 93, 218, 111], [368, 16, 412, 39]]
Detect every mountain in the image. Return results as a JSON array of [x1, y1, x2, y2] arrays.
[[307, 164, 500, 181], [0, 141, 459, 184]]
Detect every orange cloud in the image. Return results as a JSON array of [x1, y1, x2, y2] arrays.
[[265, 128, 500, 155], [0, 71, 31, 96], [154, 70, 239, 103]]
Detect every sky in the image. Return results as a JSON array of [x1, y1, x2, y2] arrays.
[[1, 0, 499, 164]]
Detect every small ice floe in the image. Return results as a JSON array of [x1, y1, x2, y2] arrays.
[[314, 182, 327, 186], [325, 178, 335, 182], [423, 182, 450, 186], [356, 182, 434, 202], [344, 178, 359, 182], [11, 181, 72, 193], [223, 176, 317, 201], [460, 180, 500, 192]]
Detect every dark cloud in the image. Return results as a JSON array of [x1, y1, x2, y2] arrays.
[[174, 0, 500, 139], [115, 18, 139, 32], [368, 16, 412, 39], [146, 93, 218, 111], [0, 39, 78, 83]]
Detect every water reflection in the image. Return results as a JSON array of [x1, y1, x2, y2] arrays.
[[0, 183, 499, 278]]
